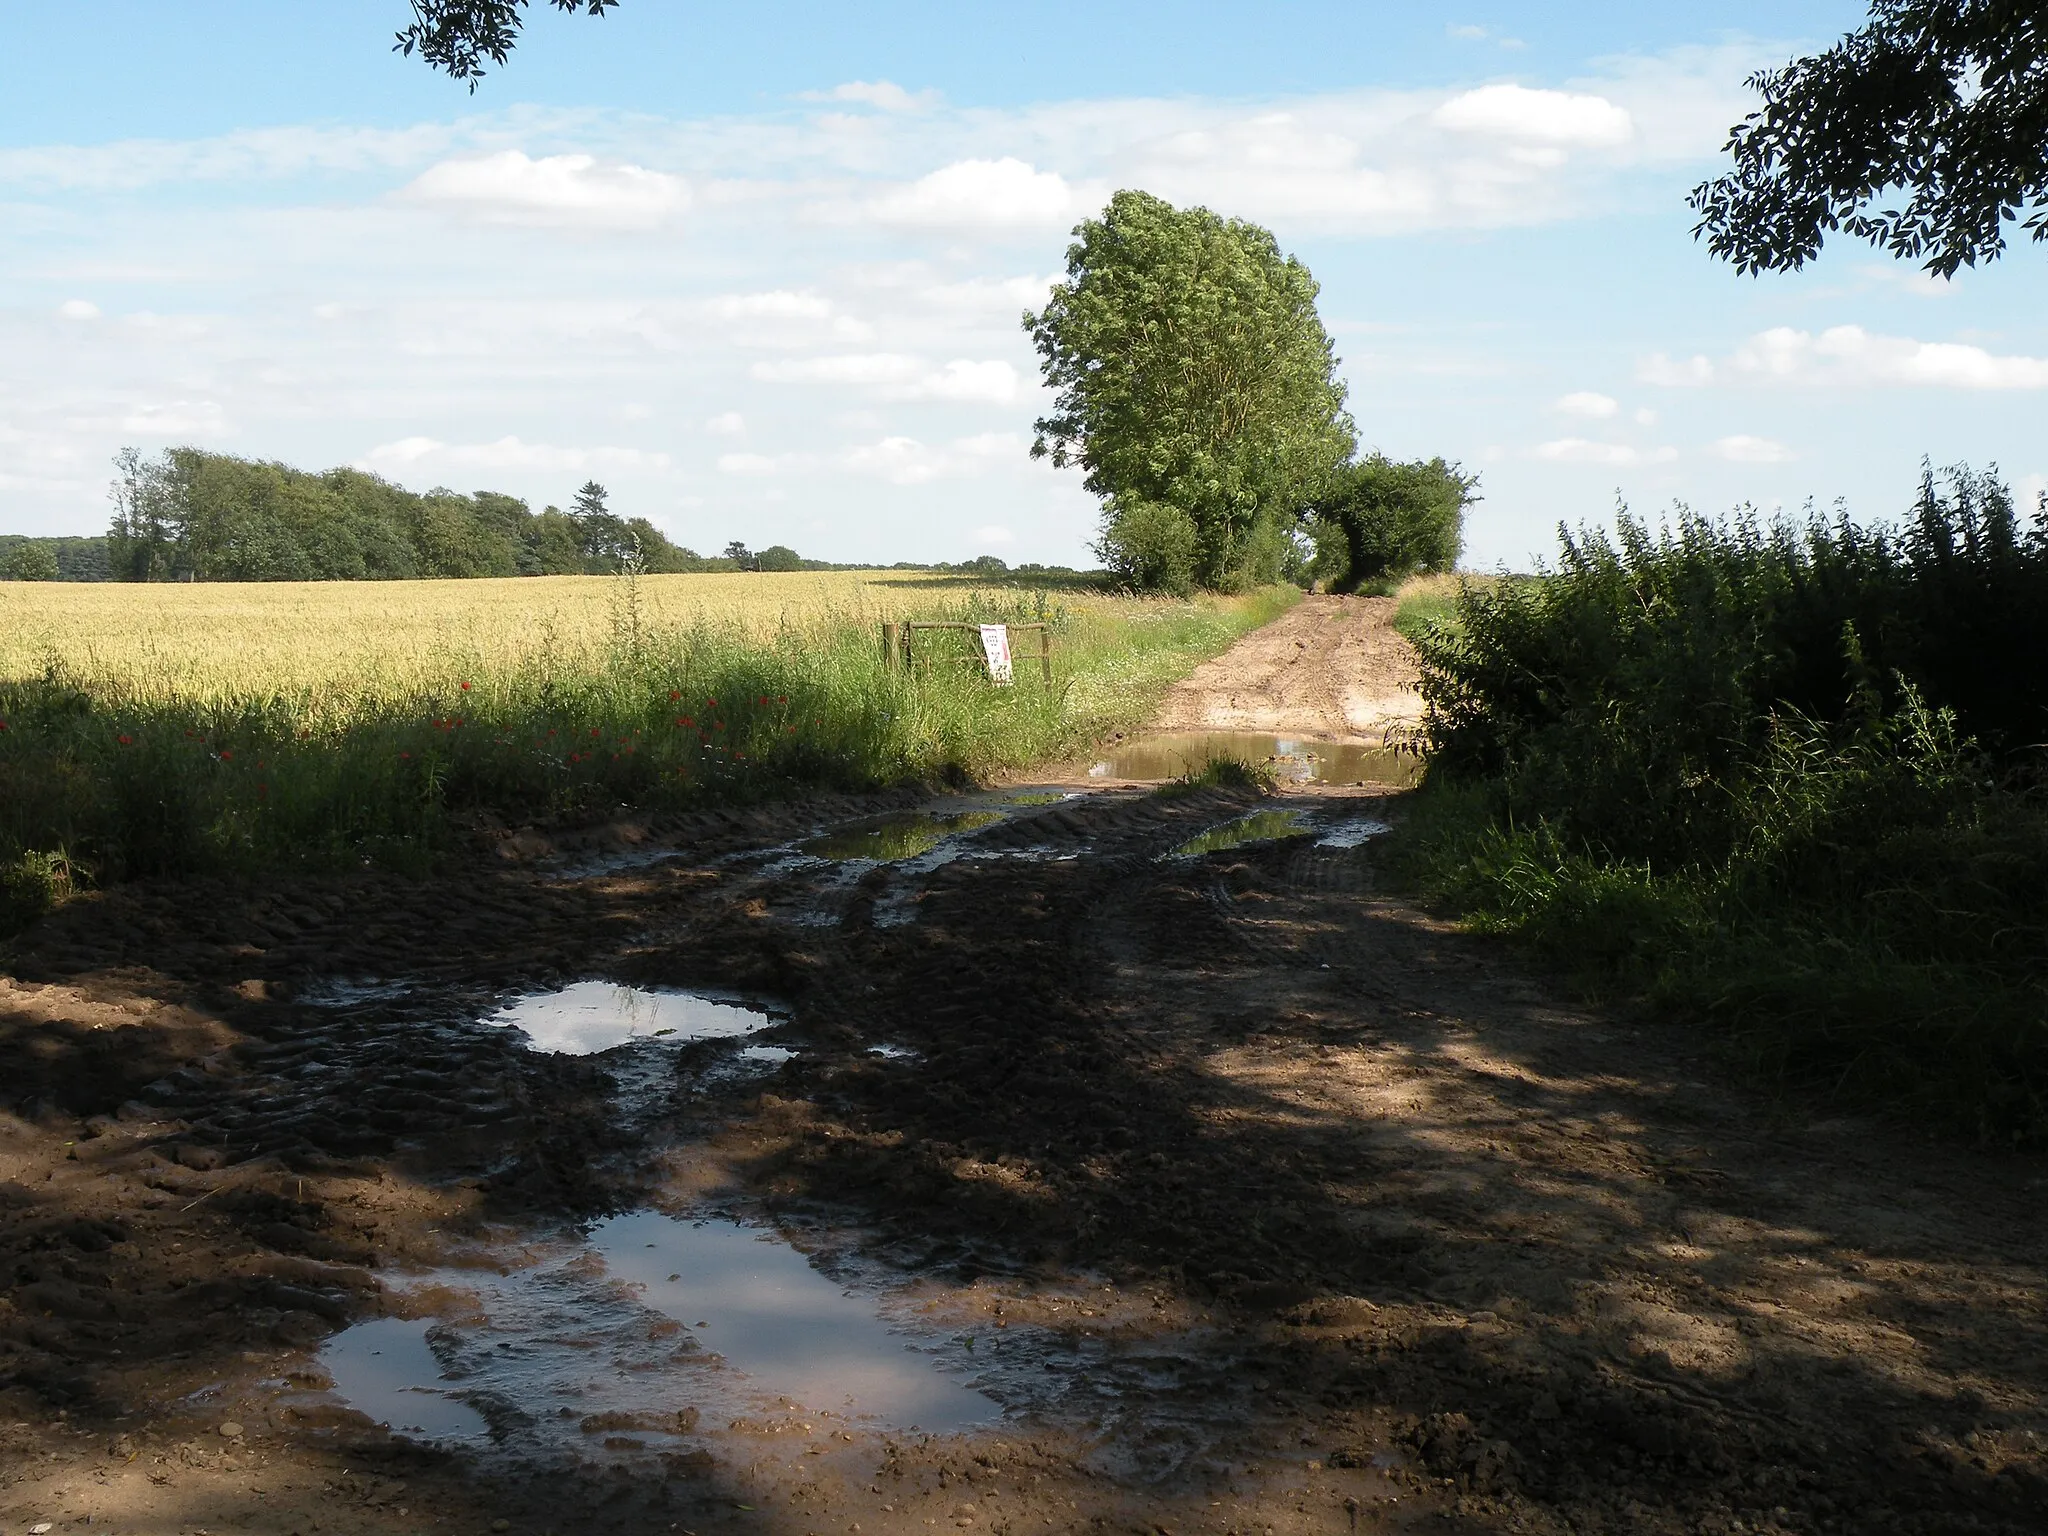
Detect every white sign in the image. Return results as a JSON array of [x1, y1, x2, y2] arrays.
[[979, 623, 1013, 685]]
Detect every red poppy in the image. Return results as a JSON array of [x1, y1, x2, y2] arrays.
[[705, 697, 716, 707], [257, 783, 268, 797], [220, 749, 234, 761], [669, 690, 680, 702], [590, 727, 600, 738], [400, 751, 411, 760], [714, 720, 724, 730], [778, 695, 787, 704], [460, 681, 472, 691], [758, 695, 767, 705], [681, 715, 694, 726], [118, 734, 133, 745]]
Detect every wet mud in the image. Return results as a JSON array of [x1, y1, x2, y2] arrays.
[[4, 776, 2047, 1536]]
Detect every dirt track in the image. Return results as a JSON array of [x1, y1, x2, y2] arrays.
[[3, 603, 2046, 1536], [1147, 595, 1423, 741]]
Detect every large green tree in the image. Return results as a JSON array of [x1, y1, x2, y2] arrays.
[[1024, 190, 1355, 592], [1307, 455, 1479, 594], [1691, 1, 2048, 275]]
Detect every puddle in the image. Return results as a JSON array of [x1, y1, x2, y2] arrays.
[[801, 810, 1003, 862], [321, 1317, 491, 1440], [317, 1212, 1001, 1448], [1089, 733, 1419, 786], [589, 1213, 995, 1429], [486, 983, 777, 1055], [1170, 810, 1312, 858], [1317, 817, 1392, 848]]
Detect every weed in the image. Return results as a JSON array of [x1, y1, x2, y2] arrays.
[[1395, 468, 2048, 1143]]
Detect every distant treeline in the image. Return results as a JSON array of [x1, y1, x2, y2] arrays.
[[97, 447, 799, 582], [0, 447, 1109, 585], [1, 535, 112, 581]]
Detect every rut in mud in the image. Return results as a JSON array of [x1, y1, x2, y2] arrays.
[[2, 595, 2046, 1536]]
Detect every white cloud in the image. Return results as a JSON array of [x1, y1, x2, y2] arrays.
[[704, 411, 746, 436], [402, 151, 689, 228], [1535, 438, 1677, 466], [752, 353, 924, 386], [1446, 22, 1524, 48], [844, 435, 944, 484], [1643, 325, 2048, 390], [841, 433, 1025, 484], [57, 299, 101, 321], [803, 80, 937, 112], [1432, 85, 1633, 147], [0, 122, 454, 191], [1638, 351, 1718, 386], [1633, 406, 1659, 426], [751, 354, 1022, 403], [360, 435, 672, 473], [716, 452, 780, 477], [873, 158, 1077, 229], [116, 400, 229, 437], [904, 360, 1022, 403], [1712, 434, 1796, 463], [708, 290, 833, 321], [1555, 390, 1617, 418], [974, 525, 1015, 544]]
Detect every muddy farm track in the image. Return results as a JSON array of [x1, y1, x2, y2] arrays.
[[3, 597, 2045, 1536]]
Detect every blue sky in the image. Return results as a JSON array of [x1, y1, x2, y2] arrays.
[[4, 1, 2045, 568]]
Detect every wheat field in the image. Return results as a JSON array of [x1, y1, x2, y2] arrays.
[[0, 570, 993, 702]]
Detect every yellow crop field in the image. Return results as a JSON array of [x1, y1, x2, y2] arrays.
[[1, 572, 1295, 918], [0, 570, 991, 703]]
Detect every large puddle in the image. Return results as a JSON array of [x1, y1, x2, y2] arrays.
[[315, 1212, 1001, 1446], [486, 983, 779, 1055], [1170, 810, 1311, 858], [801, 810, 1003, 862], [1089, 732, 1419, 787]]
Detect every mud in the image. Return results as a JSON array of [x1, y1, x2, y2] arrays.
[[1145, 594, 1423, 742], [1088, 732, 1419, 788], [3, 615, 2047, 1536]]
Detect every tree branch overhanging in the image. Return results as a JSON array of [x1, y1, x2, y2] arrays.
[[396, 0, 619, 89], [1689, 1, 2048, 276]]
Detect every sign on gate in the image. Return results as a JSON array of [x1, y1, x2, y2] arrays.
[[978, 623, 1014, 685]]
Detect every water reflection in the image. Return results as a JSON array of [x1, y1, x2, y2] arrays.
[[316, 1212, 999, 1448], [1089, 732, 1419, 786], [487, 983, 776, 1055], [802, 810, 1004, 862]]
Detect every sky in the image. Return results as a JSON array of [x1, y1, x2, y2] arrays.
[[3, 1, 2046, 570]]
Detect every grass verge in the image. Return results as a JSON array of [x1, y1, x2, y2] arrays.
[[1394, 479, 2048, 1146], [0, 577, 1296, 929]]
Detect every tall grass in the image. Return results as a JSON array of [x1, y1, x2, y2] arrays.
[[0, 573, 1294, 927], [1396, 467, 2048, 1143]]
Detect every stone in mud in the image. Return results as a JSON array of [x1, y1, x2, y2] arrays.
[[171, 1143, 227, 1171]]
